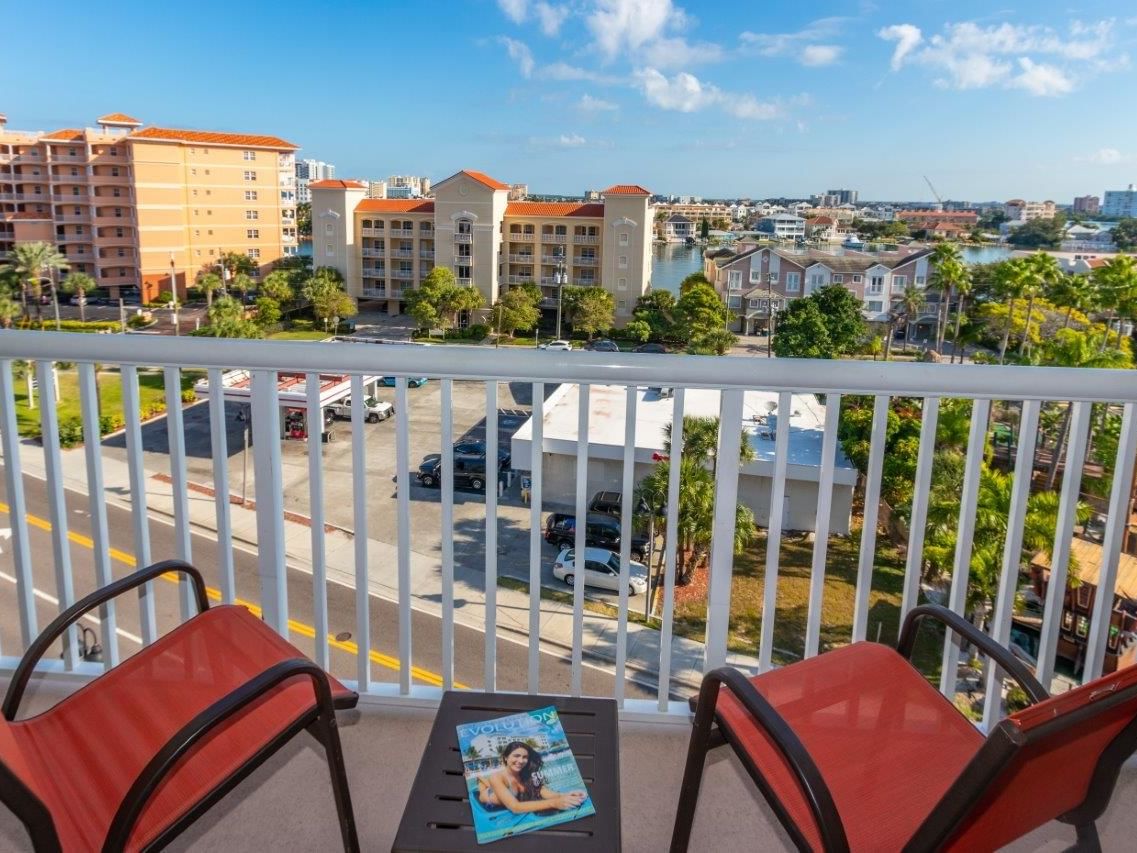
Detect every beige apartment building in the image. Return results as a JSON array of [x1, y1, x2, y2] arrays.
[[0, 113, 298, 301], [311, 171, 652, 323]]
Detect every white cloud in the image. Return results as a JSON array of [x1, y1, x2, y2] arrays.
[[538, 62, 624, 84], [878, 23, 922, 70], [878, 19, 1118, 96], [578, 94, 618, 111], [1081, 147, 1130, 165], [534, 2, 569, 36], [634, 67, 780, 119], [498, 0, 528, 24], [640, 35, 724, 69], [587, 0, 684, 60], [558, 133, 587, 147], [800, 45, 842, 66], [499, 36, 535, 77]]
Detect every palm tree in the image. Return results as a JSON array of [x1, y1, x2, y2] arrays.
[[230, 272, 254, 302], [896, 284, 923, 354], [1091, 256, 1137, 352], [1046, 272, 1097, 330], [947, 262, 974, 363], [0, 241, 69, 325], [196, 272, 223, 309], [994, 258, 1030, 364], [662, 415, 756, 478], [1018, 253, 1062, 356], [60, 271, 97, 323], [928, 243, 962, 350]]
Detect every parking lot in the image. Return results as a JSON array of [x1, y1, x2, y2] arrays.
[[102, 373, 648, 606]]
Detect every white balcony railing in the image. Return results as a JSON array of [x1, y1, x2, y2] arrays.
[[573, 235, 600, 244], [575, 256, 598, 266], [508, 232, 535, 241], [361, 248, 384, 258], [0, 333, 1134, 736], [419, 250, 434, 260], [454, 256, 472, 267], [508, 254, 535, 263], [542, 255, 568, 265], [390, 228, 415, 238], [392, 270, 412, 279], [542, 233, 568, 243], [453, 233, 473, 244]]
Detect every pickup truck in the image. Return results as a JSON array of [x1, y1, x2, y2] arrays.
[[325, 396, 393, 423]]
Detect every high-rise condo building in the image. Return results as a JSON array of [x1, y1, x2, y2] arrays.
[[0, 112, 298, 301], [310, 170, 653, 324], [296, 159, 335, 203], [1103, 186, 1137, 218]]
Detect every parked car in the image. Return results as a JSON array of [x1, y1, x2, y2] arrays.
[[380, 376, 428, 387], [588, 490, 647, 518], [69, 294, 87, 306], [539, 340, 573, 351], [417, 456, 488, 491], [633, 342, 667, 354], [584, 339, 619, 353], [452, 439, 511, 469], [552, 547, 648, 596], [325, 396, 393, 423], [544, 512, 647, 562]]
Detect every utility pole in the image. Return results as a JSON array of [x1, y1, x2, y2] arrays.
[[554, 260, 567, 340]]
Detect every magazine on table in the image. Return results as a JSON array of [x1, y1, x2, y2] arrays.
[[456, 705, 594, 844]]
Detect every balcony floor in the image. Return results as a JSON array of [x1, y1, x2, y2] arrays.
[[3, 678, 1137, 851]]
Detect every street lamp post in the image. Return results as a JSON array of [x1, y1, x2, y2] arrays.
[[554, 260, 567, 340], [766, 272, 778, 358]]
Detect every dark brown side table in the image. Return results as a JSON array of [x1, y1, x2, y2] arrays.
[[392, 691, 622, 852]]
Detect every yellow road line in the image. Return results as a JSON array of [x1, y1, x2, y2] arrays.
[[0, 499, 464, 688]]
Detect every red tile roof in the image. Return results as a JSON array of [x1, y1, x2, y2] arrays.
[[42, 129, 85, 141], [459, 169, 509, 190], [601, 184, 651, 196], [97, 113, 142, 125], [505, 201, 605, 218], [806, 216, 835, 226], [130, 126, 298, 150], [309, 179, 367, 190], [356, 199, 436, 214]]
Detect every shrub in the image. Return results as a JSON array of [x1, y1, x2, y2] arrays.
[[57, 419, 84, 448], [465, 323, 490, 340], [128, 314, 152, 329], [181, 388, 197, 403], [98, 414, 125, 435], [157, 290, 174, 305]]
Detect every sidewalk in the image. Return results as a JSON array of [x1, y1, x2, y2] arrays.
[[9, 434, 760, 693]]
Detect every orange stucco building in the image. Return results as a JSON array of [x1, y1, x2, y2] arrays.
[[0, 113, 298, 301]]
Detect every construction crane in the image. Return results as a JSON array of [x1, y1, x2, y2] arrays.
[[924, 175, 945, 207]]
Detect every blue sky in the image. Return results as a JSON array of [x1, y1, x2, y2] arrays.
[[3, 0, 1136, 201]]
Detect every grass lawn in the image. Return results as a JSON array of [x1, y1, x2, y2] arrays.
[[267, 329, 331, 341], [13, 366, 201, 438]]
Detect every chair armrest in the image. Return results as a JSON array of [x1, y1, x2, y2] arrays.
[[897, 604, 1049, 704], [697, 667, 850, 853], [3, 560, 210, 720], [103, 658, 337, 852]]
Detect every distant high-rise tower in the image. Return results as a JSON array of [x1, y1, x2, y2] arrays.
[[296, 159, 336, 203]]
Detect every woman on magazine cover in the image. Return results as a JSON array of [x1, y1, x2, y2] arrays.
[[477, 741, 587, 814]]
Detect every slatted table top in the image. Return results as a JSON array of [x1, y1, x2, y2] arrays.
[[393, 691, 621, 852]]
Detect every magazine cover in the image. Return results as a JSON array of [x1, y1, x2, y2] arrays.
[[456, 705, 595, 844]]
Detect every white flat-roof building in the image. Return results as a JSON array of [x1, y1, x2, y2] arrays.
[[511, 383, 857, 534]]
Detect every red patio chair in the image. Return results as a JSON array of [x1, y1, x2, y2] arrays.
[[0, 560, 360, 852], [671, 604, 1137, 852]]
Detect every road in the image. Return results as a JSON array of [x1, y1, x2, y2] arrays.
[[0, 468, 657, 700]]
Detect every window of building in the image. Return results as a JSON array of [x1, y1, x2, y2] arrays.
[[915, 275, 926, 287], [617, 277, 627, 290], [204, 170, 210, 176], [893, 275, 907, 288], [69, 148, 77, 156], [243, 150, 256, 161], [111, 167, 119, 177], [207, 230, 213, 236], [618, 299, 627, 310], [457, 219, 472, 235], [205, 189, 211, 196], [785, 272, 800, 292], [326, 242, 334, 256], [245, 190, 258, 201], [325, 223, 334, 235], [619, 232, 629, 246], [70, 168, 79, 176], [247, 229, 259, 239], [191, 168, 197, 176], [852, 275, 862, 283], [114, 208, 123, 218], [244, 170, 256, 181], [833, 274, 844, 283], [728, 295, 742, 308], [247, 248, 260, 259], [728, 271, 742, 290], [207, 210, 212, 216], [115, 227, 124, 237], [869, 275, 884, 293], [246, 210, 258, 220], [192, 189, 198, 197], [112, 188, 121, 197], [194, 229, 200, 237], [619, 255, 628, 268], [867, 300, 883, 312]]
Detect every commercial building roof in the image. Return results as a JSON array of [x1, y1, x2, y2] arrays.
[[1033, 539, 1137, 601], [505, 201, 605, 217], [511, 383, 856, 484], [130, 126, 299, 150], [356, 199, 436, 214]]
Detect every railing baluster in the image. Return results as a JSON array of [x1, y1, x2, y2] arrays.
[[527, 382, 544, 694], [658, 389, 685, 710], [121, 366, 156, 644], [37, 360, 78, 668], [0, 360, 36, 649], [163, 367, 195, 620], [705, 389, 745, 672], [484, 381, 498, 692], [939, 398, 991, 697], [250, 369, 287, 636], [615, 385, 638, 703], [1036, 401, 1092, 689], [900, 397, 940, 621], [852, 395, 890, 643], [207, 368, 235, 605], [78, 362, 119, 668], [441, 379, 455, 691], [1084, 403, 1137, 680], [306, 372, 329, 670], [396, 377, 412, 695], [982, 399, 1040, 731], [759, 391, 792, 673], [350, 375, 370, 690], [804, 393, 841, 658], [571, 384, 590, 697]]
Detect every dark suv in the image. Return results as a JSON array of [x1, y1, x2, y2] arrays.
[[588, 490, 649, 518], [452, 439, 511, 469], [417, 455, 488, 491], [544, 512, 647, 561]]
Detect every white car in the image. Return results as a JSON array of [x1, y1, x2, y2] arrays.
[[540, 340, 573, 351], [325, 396, 393, 423], [552, 547, 648, 596]]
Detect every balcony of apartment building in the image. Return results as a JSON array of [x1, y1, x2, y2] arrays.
[[391, 269, 413, 281], [361, 284, 387, 299], [390, 222, 415, 238], [1, 335, 1135, 851], [94, 227, 134, 247], [55, 208, 92, 222], [542, 226, 569, 244], [453, 253, 473, 267], [92, 207, 134, 226], [360, 221, 384, 238], [392, 244, 415, 260], [361, 265, 386, 279], [90, 186, 132, 205], [574, 253, 599, 267], [88, 167, 131, 186], [419, 244, 434, 260], [573, 227, 600, 245], [507, 226, 536, 242], [361, 245, 385, 259], [48, 147, 89, 164]]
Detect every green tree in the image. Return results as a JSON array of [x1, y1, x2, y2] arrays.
[[303, 273, 358, 333], [1007, 216, 1065, 248], [253, 295, 282, 330], [404, 267, 482, 335], [679, 272, 712, 295], [561, 285, 614, 338], [60, 271, 97, 323], [687, 327, 737, 355], [1045, 272, 1097, 330], [1111, 218, 1137, 251], [894, 284, 924, 356], [994, 258, 1031, 363], [204, 295, 263, 339], [945, 264, 974, 363], [633, 290, 677, 341], [196, 272, 223, 309], [699, 218, 710, 240], [296, 202, 312, 238], [771, 299, 831, 358], [1018, 252, 1063, 356], [810, 284, 867, 354], [1092, 255, 1137, 352], [623, 318, 651, 342], [0, 267, 24, 328], [490, 286, 540, 339], [230, 272, 254, 301], [1, 241, 69, 325], [674, 282, 732, 352], [260, 269, 295, 306], [219, 251, 257, 280]]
